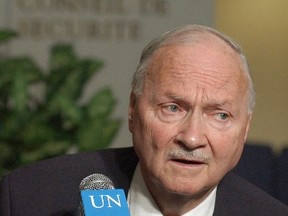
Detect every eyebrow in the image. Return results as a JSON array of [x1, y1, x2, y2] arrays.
[[164, 93, 234, 109], [166, 91, 231, 102], [203, 101, 233, 110]]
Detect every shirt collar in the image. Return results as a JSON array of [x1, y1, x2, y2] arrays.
[[127, 164, 217, 216]]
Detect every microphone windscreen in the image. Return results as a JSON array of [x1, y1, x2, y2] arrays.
[[78, 174, 131, 216], [79, 173, 115, 190]]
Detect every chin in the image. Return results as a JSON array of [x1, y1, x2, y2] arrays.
[[161, 180, 204, 196]]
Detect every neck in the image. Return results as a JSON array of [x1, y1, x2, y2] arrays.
[[146, 180, 215, 215]]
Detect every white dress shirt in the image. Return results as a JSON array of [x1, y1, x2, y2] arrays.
[[127, 164, 216, 216]]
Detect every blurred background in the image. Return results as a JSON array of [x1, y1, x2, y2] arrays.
[[0, 0, 287, 175]]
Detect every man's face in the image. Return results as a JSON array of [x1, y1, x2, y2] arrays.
[[129, 40, 252, 198]]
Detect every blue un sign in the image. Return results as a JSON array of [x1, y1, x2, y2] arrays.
[[81, 189, 131, 216]]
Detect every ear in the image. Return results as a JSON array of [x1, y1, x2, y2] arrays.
[[243, 114, 252, 142], [128, 93, 136, 133]]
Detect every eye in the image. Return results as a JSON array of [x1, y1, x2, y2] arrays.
[[217, 112, 230, 120], [157, 103, 186, 122], [166, 104, 180, 113]]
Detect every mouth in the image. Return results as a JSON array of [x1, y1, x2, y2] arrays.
[[167, 148, 211, 166], [171, 158, 206, 165]]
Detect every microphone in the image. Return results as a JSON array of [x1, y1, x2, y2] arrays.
[[79, 174, 115, 190], [78, 174, 131, 216]]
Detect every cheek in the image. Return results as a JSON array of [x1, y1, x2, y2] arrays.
[[131, 112, 157, 158], [210, 130, 245, 170], [133, 113, 176, 170], [149, 123, 174, 149], [136, 110, 175, 150]]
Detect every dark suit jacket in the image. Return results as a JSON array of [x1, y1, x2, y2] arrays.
[[1, 147, 288, 216]]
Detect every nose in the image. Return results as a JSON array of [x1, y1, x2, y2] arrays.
[[175, 111, 207, 149]]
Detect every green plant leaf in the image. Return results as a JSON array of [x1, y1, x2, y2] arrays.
[[87, 88, 116, 118], [78, 59, 104, 82], [0, 58, 43, 82], [11, 70, 28, 113], [0, 58, 42, 114], [0, 37, 121, 177], [47, 48, 103, 101], [18, 115, 59, 145], [97, 119, 122, 149], [20, 140, 70, 164], [46, 44, 78, 97], [0, 141, 15, 176], [50, 44, 77, 71], [50, 67, 85, 101], [0, 29, 17, 44], [0, 112, 29, 140], [77, 117, 121, 151], [0, 142, 13, 164], [47, 97, 82, 129]]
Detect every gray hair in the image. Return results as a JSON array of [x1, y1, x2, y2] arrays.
[[131, 24, 256, 113]]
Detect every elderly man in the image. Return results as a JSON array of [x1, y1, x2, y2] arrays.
[[1, 25, 288, 216]]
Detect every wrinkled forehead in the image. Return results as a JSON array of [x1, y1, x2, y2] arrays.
[[148, 40, 244, 76], [142, 40, 249, 102]]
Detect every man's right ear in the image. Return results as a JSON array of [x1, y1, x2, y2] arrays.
[[128, 93, 136, 132]]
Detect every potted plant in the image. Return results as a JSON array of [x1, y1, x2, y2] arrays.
[[0, 29, 121, 176]]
